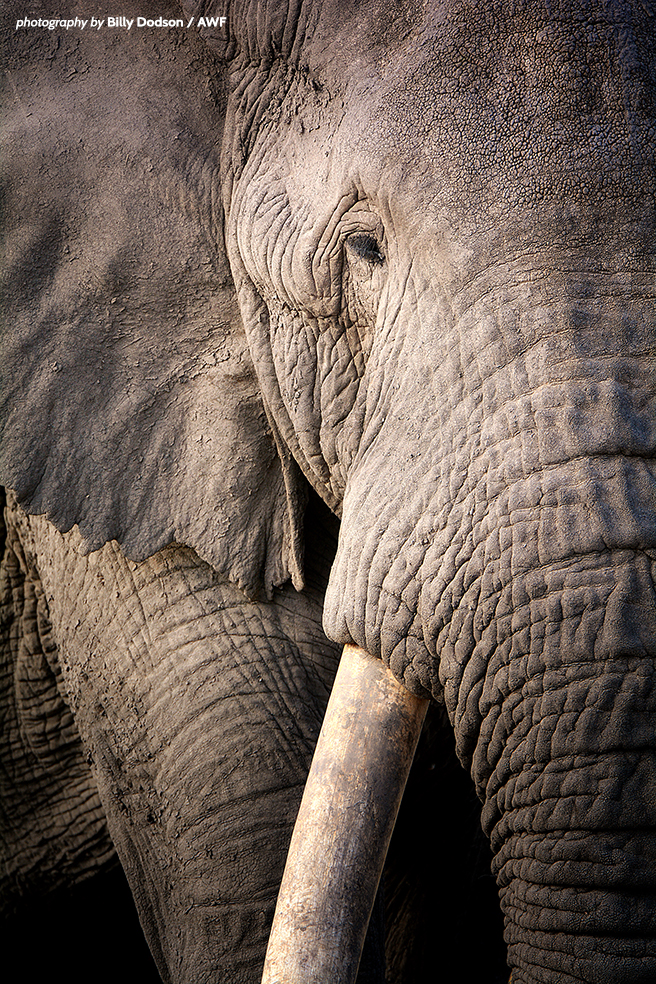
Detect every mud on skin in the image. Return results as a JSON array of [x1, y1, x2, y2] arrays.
[[1, 1, 655, 982]]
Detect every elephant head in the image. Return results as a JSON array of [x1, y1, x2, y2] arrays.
[[2, 1, 655, 983]]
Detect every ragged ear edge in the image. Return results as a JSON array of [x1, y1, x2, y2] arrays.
[[0, 5, 307, 600]]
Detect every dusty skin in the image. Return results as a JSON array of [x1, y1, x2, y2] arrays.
[[1, 1, 655, 983]]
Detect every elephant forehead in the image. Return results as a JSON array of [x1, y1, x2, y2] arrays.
[[328, 2, 655, 262], [325, 0, 656, 126], [228, 2, 655, 280]]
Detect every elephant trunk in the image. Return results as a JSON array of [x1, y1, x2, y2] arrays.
[[261, 644, 428, 984], [471, 553, 656, 983], [492, 760, 656, 982]]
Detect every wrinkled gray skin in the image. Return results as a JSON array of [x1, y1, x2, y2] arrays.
[[2, 1, 655, 982]]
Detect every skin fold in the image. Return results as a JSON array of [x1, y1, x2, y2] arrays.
[[1, 1, 655, 982]]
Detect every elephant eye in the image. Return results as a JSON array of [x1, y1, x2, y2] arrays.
[[346, 234, 385, 266]]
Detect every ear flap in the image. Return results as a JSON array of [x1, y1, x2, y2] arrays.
[[0, 11, 305, 598]]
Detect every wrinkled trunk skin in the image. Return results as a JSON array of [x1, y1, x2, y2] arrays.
[[323, 274, 656, 981], [471, 551, 656, 982], [4, 493, 380, 984], [484, 643, 656, 982]]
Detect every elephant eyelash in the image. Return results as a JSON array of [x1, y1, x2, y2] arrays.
[[346, 234, 385, 266]]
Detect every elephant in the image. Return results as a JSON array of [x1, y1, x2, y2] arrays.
[[1, 0, 654, 981]]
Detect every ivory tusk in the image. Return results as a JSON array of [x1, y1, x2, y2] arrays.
[[261, 643, 429, 984]]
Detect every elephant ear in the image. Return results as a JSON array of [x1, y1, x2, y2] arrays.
[[0, 9, 305, 599]]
